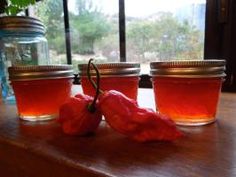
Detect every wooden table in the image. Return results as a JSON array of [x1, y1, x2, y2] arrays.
[[0, 86, 236, 177]]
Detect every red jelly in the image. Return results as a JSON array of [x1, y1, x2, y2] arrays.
[[8, 65, 74, 121], [78, 62, 140, 100], [150, 60, 226, 126]]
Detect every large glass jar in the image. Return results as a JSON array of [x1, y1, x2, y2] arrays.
[[0, 16, 49, 103]]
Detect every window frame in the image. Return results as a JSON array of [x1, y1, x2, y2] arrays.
[[58, 0, 236, 90], [204, 0, 236, 91], [61, 0, 127, 64]]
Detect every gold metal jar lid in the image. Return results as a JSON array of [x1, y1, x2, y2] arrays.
[[0, 16, 45, 34], [8, 65, 74, 81], [78, 62, 140, 77], [150, 60, 226, 78]]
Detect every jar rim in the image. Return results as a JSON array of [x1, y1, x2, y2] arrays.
[[150, 60, 226, 78], [78, 62, 140, 76], [8, 65, 74, 81], [150, 60, 226, 68], [0, 16, 46, 35]]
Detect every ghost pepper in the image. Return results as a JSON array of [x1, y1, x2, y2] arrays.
[[58, 94, 102, 135], [57, 59, 102, 136], [98, 90, 183, 142]]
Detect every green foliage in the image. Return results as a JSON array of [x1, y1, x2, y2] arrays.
[[127, 12, 204, 61], [95, 33, 119, 61], [74, 12, 109, 54], [35, 1, 203, 63], [36, 0, 110, 55], [35, 0, 65, 54], [71, 0, 110, 54], [49, 36, 66, 54], [0, 0, 36, 15], [127, 21, 156, 56], [36, 0, 63, 38]]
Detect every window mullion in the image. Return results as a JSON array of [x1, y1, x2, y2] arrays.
[[63, 0, 72, 64], [119, 0, 126, 62]]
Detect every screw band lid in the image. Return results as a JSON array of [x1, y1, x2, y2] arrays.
[[0, 16, 46, 35], [150, 60, 226, 78], [78, 62, 140, 77], [9, 65, 74, 81]]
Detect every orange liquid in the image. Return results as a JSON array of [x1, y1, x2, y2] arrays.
[[152, 77, 223, 126], [80, 76, 139, 100], [12, 79, 72, 121]]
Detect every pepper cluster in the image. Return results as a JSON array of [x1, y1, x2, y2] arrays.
[[57, 59, 183, 142]]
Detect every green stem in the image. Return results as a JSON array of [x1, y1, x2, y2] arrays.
[[87, 59, 102, 113], [87, 59, 97, 93], [87, 59, 103, 94]]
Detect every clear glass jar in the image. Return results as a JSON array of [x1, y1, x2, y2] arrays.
[[150, 60, 226, 126], [78, 62, 140, 100], [0, 16, 49, 103], [8, 65, 74, 121]]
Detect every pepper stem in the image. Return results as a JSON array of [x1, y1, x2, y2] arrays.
[[87, 59, 102, 113]]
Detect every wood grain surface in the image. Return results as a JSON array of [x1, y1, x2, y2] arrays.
[[0, 87, 236, 177]]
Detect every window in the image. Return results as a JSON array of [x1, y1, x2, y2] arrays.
[[68, 0, 119, 72], [34, 1, 66, 65], [33, 0, 236, 90], [204, 0, 236, 92], [125, 0, 206, 74]]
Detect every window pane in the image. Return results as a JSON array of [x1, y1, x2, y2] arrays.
[[68, 0, 119, 72], [126, 0, 206, 73], [33, 0, 67, 65]]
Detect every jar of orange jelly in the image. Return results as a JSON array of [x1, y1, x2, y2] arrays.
[[150, 60, 226, 126], [78, 62, 140, 100], [8, 65, 74, 121]]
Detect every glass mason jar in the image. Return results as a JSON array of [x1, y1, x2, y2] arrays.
[[150, 60, 226, 126], [8, 65, 74, 121], [78, 62, 140, 100], [0, 16, 49, 103]]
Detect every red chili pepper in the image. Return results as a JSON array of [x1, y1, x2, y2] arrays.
[[98, 90, 183, 142], [58, 94, 102, 135], [57, 59, 102, 136]]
